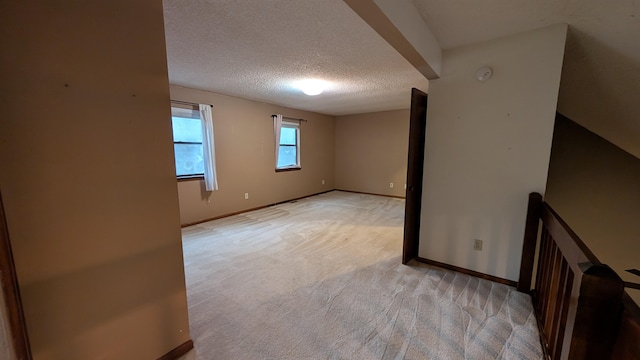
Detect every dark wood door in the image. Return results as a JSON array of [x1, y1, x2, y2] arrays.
[[402, 88, 428, 264], [0, 192, 32, 359]]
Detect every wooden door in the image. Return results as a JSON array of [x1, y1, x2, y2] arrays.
[[402, 88, 428, 264]]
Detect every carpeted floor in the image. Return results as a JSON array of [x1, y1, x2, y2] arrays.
[[179, 191, 543, 360]]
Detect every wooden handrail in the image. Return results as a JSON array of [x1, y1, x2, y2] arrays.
[[540, 204, 600, 266], [518, 192, 628, 360]]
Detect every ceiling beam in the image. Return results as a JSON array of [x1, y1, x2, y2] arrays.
[[343, 0, 442, 80]]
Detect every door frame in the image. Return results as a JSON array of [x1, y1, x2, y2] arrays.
[[0, 191, 32, 359], [402, 88, 428, 264]]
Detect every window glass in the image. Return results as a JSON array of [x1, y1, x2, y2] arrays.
[[278, 146, 297, 168], [172, 116, 203, 143], [174, 143, 204, 177], [280, 127, 297, 145], [277, 124, 299, 169], [171, 106, 204, 177]]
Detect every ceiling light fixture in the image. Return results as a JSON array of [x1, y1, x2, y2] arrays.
[[297, 79, 327, 96]]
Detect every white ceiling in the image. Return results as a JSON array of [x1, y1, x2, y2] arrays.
[[413, 0, 638, 53], [162, 0, 428, 116], [164, 0, 640, 153]]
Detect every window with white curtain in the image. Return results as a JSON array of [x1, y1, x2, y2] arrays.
[[277, 120, 300, 170], [171, 106, 204, 178]]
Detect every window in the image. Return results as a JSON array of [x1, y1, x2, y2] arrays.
[[277, 121, 300, 170], [171, 106, 204, 178]]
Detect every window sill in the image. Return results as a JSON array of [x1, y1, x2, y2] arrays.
[[275, 167, 301, 173], [177, 175, 204, 182]]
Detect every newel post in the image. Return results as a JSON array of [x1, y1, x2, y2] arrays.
[[517, 192, 543, 293], [568, 263, 624, 359]]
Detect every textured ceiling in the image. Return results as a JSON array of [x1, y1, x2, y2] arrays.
[[162, 0, 429, 116], [164, 0, 640, 155]]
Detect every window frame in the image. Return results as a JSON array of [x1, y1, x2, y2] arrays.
[[275, 120, 301, 172], [171, 104, 205, 180]]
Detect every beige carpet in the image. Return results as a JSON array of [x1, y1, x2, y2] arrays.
[[180, 191, 543, 360]]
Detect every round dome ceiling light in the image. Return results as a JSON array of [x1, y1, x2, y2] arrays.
[[297, 79, 326, 96]]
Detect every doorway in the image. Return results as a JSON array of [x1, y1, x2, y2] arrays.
[[402, 88, 428, 264]]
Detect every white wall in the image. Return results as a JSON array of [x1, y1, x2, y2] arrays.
[[419, 24, 567, 281]]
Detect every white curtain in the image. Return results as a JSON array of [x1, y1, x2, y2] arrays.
[[273, 114, 283, 167], [199, 104, 218, 191]]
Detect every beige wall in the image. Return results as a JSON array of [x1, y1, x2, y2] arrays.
[[545, 116, 640, 304], [419, 24, 567, 281], [335, 110, 410, 197], [171, 85, 335, 225], [557, 32, 640, 160], [0, 1, 190, 359]]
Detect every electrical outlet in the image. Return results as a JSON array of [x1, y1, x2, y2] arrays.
[[389, 182, 394, 188], [322, 179, 325, 185], [244, 193, 249, 200], [404, 184, 407, 190], [474, 239, 483, 251]]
